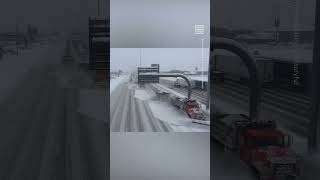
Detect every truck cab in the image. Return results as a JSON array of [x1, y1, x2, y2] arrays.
[[239, 127, 300, 180], [184, 99, 204, 120]]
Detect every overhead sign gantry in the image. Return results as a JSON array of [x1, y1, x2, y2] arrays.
[[137, 64, 160, 84]]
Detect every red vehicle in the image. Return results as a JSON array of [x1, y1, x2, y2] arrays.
[[212, 114, 301, 179], [239, 121, 301, 180], [184, 99, 204, 119], [170, 96, 205, 120]]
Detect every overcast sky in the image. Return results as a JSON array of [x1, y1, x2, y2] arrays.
[[1, 0, 316, 34], [111, 48, 209, 72], [0, 0, 109, 33], [110, 0, 317, 72], [111, 0, 210, 48], [213, 0, 316, 30]]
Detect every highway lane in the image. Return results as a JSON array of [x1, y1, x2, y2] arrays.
[[110, 82, 172, 132], [0, 68, 56, 179], [0, 39, 108, 180], [0, 39, 65, 102]]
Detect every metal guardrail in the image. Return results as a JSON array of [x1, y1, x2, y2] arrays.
[[139, 73, 192, 99]]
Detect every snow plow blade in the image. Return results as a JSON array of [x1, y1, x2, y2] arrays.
[[192, 120, 210, 126]]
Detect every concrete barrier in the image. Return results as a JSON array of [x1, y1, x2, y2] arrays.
[[64, 86, 108, 180]]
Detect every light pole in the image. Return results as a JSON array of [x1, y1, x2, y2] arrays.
[[97, 0, 100, 16], [201, 38, 204, 90], [140, 48, 142, 67], [309, 0, 320, 153]]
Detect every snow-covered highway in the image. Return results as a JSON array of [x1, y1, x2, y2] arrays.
[[110, 72, 211, 132], [110, 82, 172, 132]]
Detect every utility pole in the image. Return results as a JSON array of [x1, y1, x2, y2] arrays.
[[274, 16, 280, 43], [97, 0, 100, 16], [140, 48, 142, 67], [207, 52, 211, 111], [309, 0, 320, 153], [201, 38, 204, 90], [16, 24, 19, 55]]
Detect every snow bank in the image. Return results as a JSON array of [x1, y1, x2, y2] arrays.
[[148, 101, 209, 132], [154, 83, 210, 114], [153, 83, 185, 98], [134, 88, 156, 101], [188, 75, 208, 82], [161, 76, 208, 82], [110, 75, 129, 94]]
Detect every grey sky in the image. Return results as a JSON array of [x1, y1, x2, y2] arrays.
[[0, 0, 109, 33], [111, 0, 210, 48], [111, 0, 316, 72], [1, 0, 316, 34], [111, 48, 209, 72], [213, 0, 316, 30]]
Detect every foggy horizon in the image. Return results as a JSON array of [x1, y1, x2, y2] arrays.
[[0, 0, 109, 33], [1, 0, 316, 34], [111, 48, 209, 73], [213, 0, 316, 31]]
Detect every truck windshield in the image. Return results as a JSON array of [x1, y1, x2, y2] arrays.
[[249, 136, 284, 147], [191, 104, 200, 108], [187, 102, 200, 108]]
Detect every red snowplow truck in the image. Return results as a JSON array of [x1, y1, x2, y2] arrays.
[[212, 114, 302, 179], [211, 38, 302, 180], [170, 96, 205, 120]]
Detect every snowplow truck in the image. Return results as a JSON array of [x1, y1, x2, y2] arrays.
[[210, 38, 302, 180], [212, 114, 302, 179], [170, 96, 205, 120]]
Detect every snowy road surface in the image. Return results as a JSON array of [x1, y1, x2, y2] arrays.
[[110, 75, 129, 94], [110, 82, 172, 132], [213, 79, 311, 136], [110, 76, 209, 132], [0, 40, 65, 102], [0, 40, 108, 179]]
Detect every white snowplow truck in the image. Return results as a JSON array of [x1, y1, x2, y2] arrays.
[[170, 95, 205, 120], [210, 38, 302, 180]]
